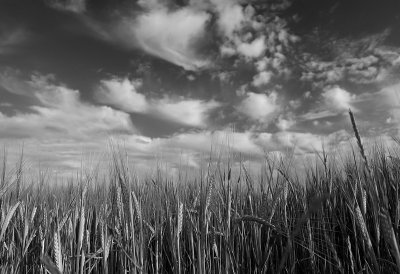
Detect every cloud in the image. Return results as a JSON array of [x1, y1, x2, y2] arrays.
[[299, 86, 355, 122], [252, 71, 272, 87], [131, 7, 211, 70], [160, 130, 262, 156], [213, 1, 244, 38], [364, 83, 400, 127], [0, 68, 33, 95], [76, 1, 211, 70], [276, 116, 295, 131], [237, 92, 279, 122], [0, 66, 355, 176], [80, 0, 296, 74], [140, 128, 353, 170], [0, 72, 135, 140], [0, 71, 137, 175], [95, 77, 220, 128], [46, 0, 87, 13], [0, 27, 29, 55], [322, 86, 355, 112], [301, 32, 400, 88], [237, 36, 266, 59], [96, 78, 148, 113], [300, 110, 336, 121], [153, 98, 220, 128]]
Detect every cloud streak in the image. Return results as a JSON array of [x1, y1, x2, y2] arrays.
[[0, 27, 29, 55], [46, 0, 87, 13]]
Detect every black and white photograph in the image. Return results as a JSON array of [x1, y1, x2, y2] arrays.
[[1, 0, 400, 272]]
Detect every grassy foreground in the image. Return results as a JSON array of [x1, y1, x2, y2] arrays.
[[1, 114, 400, 273]]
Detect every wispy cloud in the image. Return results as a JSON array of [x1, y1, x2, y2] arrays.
[[132, 7, 211, 70], [46, 0, 87, 13], [354, 82, 400, 128], [0, 27, 29, 55], [0, 68, 33, 95]]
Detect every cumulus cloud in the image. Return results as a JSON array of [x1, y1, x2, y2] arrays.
[[237, 36, 266, 59], [96, 78, 148, 113], [0, 73, 135, 140], [212, 0, 245, 38], [96, 77, 220, 128], [322, 86, 355, 112], [237, 92, 279, 122], [252, 71, 272, 87]]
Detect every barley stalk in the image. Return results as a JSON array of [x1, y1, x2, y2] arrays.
[[53, 228, 63, 273], [380, 210, 400, 273], [0, 201, 20, 242]]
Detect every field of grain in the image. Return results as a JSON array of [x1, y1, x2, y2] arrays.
[[1, 113, 400, 274]]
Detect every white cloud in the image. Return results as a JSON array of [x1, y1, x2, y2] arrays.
[[0, 73, 135, 140], [322, 86, 355, 112], [0, 71, 139, 177], [96, 78, 148, 113], [95, 77, 220, 128], [276, 117, 295, 131], [237, 92, 279, 122], [300, 110, 335, 121], [82, 2, 211, 70], [237, 36, 266, 58], [300, 87, 355, 122], [153, 98, 220, 128], [132, 7, 211, 70], [252, 71, 272, 87], [214, 2, 244, 38]]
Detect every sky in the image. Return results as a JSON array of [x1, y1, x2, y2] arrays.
[[1, 0, 400, 176]]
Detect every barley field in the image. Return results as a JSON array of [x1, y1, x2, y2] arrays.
[[1, 113, 400, 274]]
